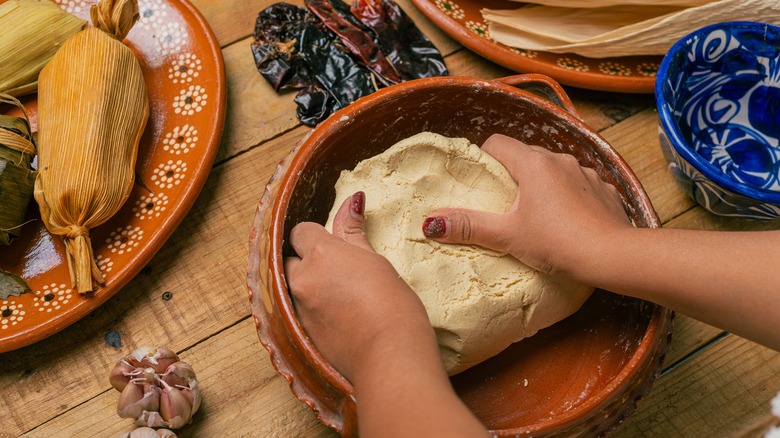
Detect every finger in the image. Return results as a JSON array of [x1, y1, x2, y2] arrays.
[[332, 191, 375, 252], [284, 256, 303, 291], [480, 134, 535, 176], [423, 207, 512, 252], [288, 221, 330, 258]]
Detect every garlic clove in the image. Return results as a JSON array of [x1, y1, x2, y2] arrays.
[[155, 428, 177, 438], [179, 380, 201, 416], [135, 411, 167, 428], [159, 379, 192, 429], [116, 382, 145, 419], [109, 359, 137, 392], [161, 362, 196, 388], [122, 427, 159, 438], [129, 346, 179, 373]]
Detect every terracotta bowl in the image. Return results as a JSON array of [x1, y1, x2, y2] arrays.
[[247, 74, 673, 437]]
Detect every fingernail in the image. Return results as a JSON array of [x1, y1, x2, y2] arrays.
[[350, 191, 365, 217], [422, 217, 446, 238]]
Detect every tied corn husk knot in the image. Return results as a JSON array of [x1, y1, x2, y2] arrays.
[[0, 93, 36, 245], [110, 346, 200, 431], [0, 0, 87, 97], [91, 0, 140, 41], [35, 0, 149, 293]]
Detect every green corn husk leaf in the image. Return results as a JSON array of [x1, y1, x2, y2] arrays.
[[0, 94, 36, 246], [0, 0, 87, 97], [0, 268, 31, 300]]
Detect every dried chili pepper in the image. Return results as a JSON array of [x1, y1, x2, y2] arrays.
[[252, 3, 374, 126], [296, 20, 374, 125], [351, 0, 448, 80], [252, 1, 448, 126], [305, 0, 402, 87], [250, 3, 313, 91]]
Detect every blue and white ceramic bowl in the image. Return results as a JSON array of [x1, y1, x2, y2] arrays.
[[656, 21, 780, 220]]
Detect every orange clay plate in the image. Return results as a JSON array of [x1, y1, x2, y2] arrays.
[[410, 0, 661, 93], [0, 0, 226, 353]]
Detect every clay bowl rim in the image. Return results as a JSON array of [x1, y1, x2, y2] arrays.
[[655, 21, 780, 205], [268, 74, 666, 434]]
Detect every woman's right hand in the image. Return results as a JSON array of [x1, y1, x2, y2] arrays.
[[422, 133, 632, 282]]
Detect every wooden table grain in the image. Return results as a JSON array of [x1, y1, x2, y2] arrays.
[[2, 1, 779, 437]]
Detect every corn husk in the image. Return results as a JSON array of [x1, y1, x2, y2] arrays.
[[35, 0, 149, 293], [504, 0, 715, 6], [0, 93, 36, 246], [484, 0, 780, 58], [0, 0, 86, 97]]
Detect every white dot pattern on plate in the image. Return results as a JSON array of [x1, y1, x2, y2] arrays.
[[1, 303, 25, 330], [163, 124, 199, 154], [54, 0, 91, 14], [599, 62, 631, 76], [96, 255, 114, 274], [155, 21, 189, 57], [132, 192, 170, 219], [435, 0, 464, 20], [137, 0, 168, 31], [173, 85, 208, 115], [465, 20, 490, 39], [509, 47, 539, 59], [637, 62, 659, 77], [557, 57, 590, 72], [33, 284, 72, 313], [106, 226, 144, 255], [151, 160, 188, 189], [168, 53, 203, 84]]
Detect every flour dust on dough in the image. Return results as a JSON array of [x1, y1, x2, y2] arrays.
[[325, 132, 593, 375]]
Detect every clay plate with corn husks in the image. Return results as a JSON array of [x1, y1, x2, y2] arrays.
[[0, 0, 226, 353]]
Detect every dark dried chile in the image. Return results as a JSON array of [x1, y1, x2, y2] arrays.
[[251, 3, 313, 91], [305, 0, 402, 87], [351, 0, 448, 80], [252, 1, 449, 126], [252, 3, 374, 126]]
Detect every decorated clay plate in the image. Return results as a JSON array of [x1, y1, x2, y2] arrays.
[[0, 0, 226, 353], [410, 0, 661, 93]]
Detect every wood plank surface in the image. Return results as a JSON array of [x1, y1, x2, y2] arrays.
[[2, 0, 779, 437]]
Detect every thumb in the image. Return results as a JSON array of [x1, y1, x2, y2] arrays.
[[422, 208, 510, 253], [332, 191, 375, 252]]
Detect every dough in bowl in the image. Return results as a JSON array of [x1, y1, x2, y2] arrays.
[[325, 132, 593, 375]]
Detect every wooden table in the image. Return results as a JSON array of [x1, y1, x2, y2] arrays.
[[2, 1, 779, 436]]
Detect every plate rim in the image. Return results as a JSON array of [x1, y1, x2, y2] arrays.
[[410, 0, 659, 93]]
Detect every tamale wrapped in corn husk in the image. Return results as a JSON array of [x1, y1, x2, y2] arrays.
[[0, 0, 87, 97], [0, 94, 36, 246], [35, 0, 149, 293]]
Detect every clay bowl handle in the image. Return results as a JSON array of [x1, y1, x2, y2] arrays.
[[497, 74, 582, 121]]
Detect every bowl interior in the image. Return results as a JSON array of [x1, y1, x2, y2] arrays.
[[658, 22, 780, 196], [279, 78, 662, 433]]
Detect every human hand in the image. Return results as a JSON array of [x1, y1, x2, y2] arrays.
[[284, 192, 436, 382], [422, 134, 632, 282]]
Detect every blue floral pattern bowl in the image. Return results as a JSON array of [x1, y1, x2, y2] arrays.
[[656, 21, 780, 219]]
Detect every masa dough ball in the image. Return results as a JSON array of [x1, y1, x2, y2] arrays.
[[325, 132, 593, 375]]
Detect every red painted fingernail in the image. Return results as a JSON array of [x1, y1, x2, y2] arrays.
[[422, 217, 446, 238], [350, 191, 365, 217]]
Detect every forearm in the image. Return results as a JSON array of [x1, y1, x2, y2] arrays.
[[579, 227, 780, 351], [351, 323, 487, 438]]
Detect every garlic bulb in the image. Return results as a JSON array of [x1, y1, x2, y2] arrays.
[[110, 346, 201, 430]]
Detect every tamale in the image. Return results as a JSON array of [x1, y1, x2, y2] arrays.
[[484, 0, 780, 58], [0, 94, 36, 246], [35, 0, 149, 293], [0, 0, 86, 97]]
